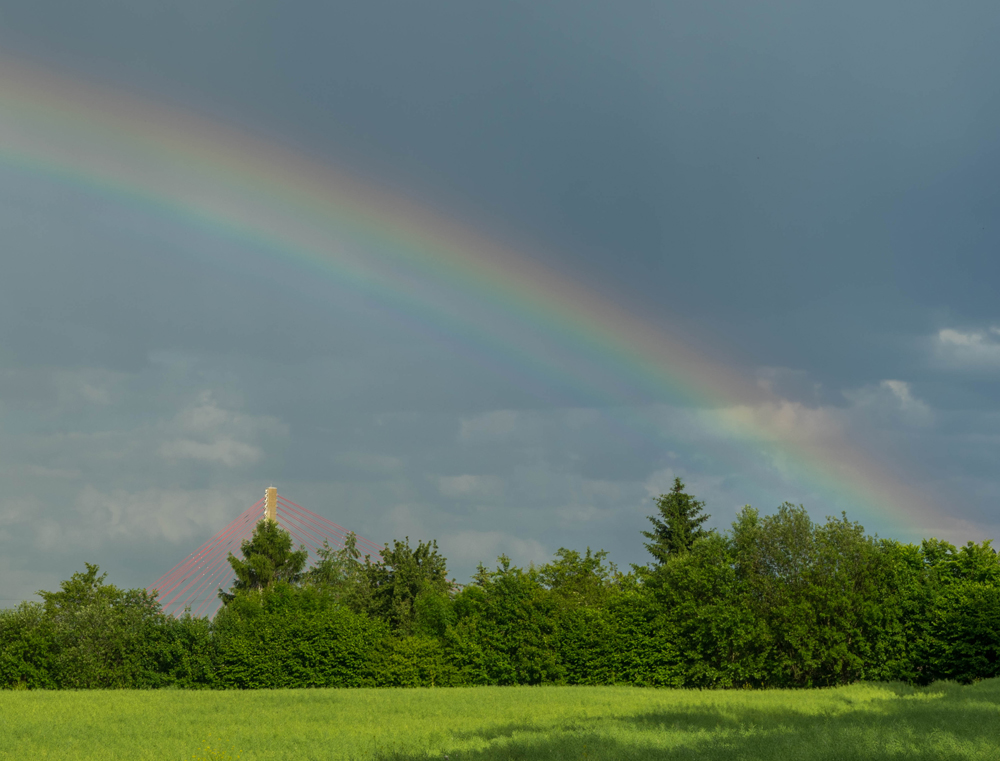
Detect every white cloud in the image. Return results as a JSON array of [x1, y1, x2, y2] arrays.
[[939, 329, 978, 346], [0, 380, 289, 565], [933, 327, 1000, 368], [381, 502, 427, 540], [0, 367, 128, 410], [438, 474, 504, 500], [0, 556, 61, 608], [334, 452, 403, 474], [554, 503, 602, 523], [157, 391, 285, 468], [459, 410, 523, 441], [158, 438, 262, 467], [755, 366, 823, 402], [52, 368, 128, 407], [440, 529, 548, 569], [713, 400, 843, 444], [19, 464, 82, 479], [549, 479, 635, 526], [643, 467, 680, 500], [69, 485, 253, 545], [0, 496, 40, 529], [844, 379, 933, 427], [882, 380, 932, 422], [641, 468, 743, 520]]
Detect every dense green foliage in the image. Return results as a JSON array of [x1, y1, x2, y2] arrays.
[[2, 485, 1000, 690], [641, 477, 710, 564], [3, 681, 1000, 760], [219, 519, 308, 604]]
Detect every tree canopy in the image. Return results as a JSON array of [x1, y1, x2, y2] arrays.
[[6, 479, 1000, 690], [219, 519, 308, 603], [641, 477, 711, 565], [364, 537, 452, 635]]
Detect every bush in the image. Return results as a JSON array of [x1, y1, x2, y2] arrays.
[[212, 583, 389, 688]]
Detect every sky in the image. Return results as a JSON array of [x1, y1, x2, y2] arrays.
[[1, 1, 999, 605]]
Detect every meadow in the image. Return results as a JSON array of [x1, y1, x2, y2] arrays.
[[1, 680, 999, 761]]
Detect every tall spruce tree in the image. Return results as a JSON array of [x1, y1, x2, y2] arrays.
[[642, 477, 710, 565], [218, 519, 308, 604]]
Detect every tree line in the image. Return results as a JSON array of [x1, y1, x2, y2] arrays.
[[2, 479, 999, 689]]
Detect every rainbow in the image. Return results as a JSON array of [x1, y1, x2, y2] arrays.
[[0, 57, 955, 539]]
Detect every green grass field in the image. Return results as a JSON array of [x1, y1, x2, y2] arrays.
[[2, 681, 999, 760]]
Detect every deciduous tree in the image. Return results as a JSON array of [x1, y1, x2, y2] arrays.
[[364, 537, 453, 634]]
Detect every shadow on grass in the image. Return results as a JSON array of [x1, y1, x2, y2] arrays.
[[370, 681, 1000, 761]]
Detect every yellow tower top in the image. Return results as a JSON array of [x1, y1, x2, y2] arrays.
[[264, 486, 277, 523]]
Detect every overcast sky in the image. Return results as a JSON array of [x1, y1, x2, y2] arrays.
[[1, 1, 999, 604]]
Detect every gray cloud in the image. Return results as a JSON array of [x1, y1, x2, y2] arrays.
[[933, 328, 1000, 371], [1, 1, 999, 604]]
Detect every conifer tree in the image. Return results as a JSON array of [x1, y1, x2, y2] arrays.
[[642, 477, 710, 565], [218, 519, 308, 604]]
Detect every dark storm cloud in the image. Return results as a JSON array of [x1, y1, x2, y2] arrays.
[[2, 2, 997, 353], [1, 1, 999, 601]]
